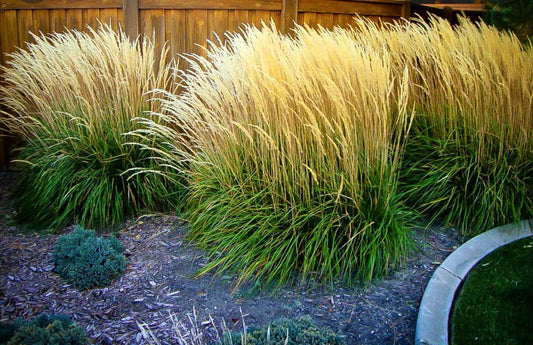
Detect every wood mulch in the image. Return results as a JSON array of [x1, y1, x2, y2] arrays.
[[0, 171, 463, 345]]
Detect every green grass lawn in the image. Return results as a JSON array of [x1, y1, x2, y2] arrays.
[[450, 235, 533, 345]]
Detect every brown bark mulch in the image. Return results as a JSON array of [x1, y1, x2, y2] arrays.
[[0, 171, 462, 345]]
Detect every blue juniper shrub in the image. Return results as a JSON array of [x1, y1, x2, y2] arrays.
[[0, 313, 87, 345], [52, 226, 125, 291]]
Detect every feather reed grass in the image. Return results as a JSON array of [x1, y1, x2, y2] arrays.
[[328, 16, 532, 235], [0, 24, 183, 231], [362, 17, 533, 235], [142, 23, 415, 288], [141, 17, 532, 288]]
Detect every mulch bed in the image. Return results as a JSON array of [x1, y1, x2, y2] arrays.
[[0, 171, 463, 345]]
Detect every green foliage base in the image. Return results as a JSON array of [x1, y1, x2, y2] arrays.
[[186, 153, 413, 288], [52, 226, 125, 290], [0, 314, 87, 345], [401, 130, 533, 237], [12, 115, 184, 231], [215, 316, 344, 345]]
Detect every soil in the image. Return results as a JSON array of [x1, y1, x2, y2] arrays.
[[0, 171, 463, 345]]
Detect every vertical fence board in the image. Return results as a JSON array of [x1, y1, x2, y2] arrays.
[[1, 10, 19, 61], [32, 10, 50, 36], [281, 0, 297, 34], [208, 9, 228, 43], [100, 8, 120, 30], [123, 0, 139, 39], [252, 10, 272, 27], [0, 11, 4, 66], [270, 10, 281, 28], [318, 12, 334, 29], [232, 9, 249, 32], [17, 10, 33, 48], [227, 9, 236, 32], [83, 9, 101, 31], [333, 13, 353, 28], [165, 9, 186, 68], [190, 9, 208, 56], [66, 9, 83, 31], [50, 9, 67, 32], [0, 10, 19, 169], [301, 12, 318, 28], [141, 9, 165, 46]]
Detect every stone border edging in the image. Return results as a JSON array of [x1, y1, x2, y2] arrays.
[[415, 219, 533, 345]]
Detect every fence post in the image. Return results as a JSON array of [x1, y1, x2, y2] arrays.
[[281, 0, 298, 34], [401, 0, 411, 19], [123, 0, 139, 40]]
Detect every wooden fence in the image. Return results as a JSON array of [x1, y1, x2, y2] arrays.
[[0, 0, 409, 169]]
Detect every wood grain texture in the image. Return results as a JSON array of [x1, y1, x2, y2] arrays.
[[165, 9, 185, 66], [123, 0, 139, 38], [0, 10, 18, 169], [299, 0, 403, 16], [317, 12, 334, 28], [100, 8, 121, 30], [208, 9, 228, 43], [16, 9, 32, 48], [83, 8, 101, 31], [281, 0, 297, 34], [270, 10, 281, 28], [49, 9, 66, 32], [231, 9, 250, 32], [301, 12, 318, 28], [190, 9, 208, 56], [0, 0, 122, 10], [0, 10, 17, 63], [139, 0, 282, 11], [66, 9, 83, 31], [32, 9, 50, 35]]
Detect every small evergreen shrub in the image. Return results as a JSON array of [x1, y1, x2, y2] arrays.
[[52, 226, 125, 290], [0, 323, 15, 344], [216, 316, 344, 345], [0, 313, 87, 345]]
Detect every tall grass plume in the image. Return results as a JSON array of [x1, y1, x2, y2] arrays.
[[0, 24, 184, 231], [144, 23, 415, 288]]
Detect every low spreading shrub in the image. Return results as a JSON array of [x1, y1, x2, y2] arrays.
[[216, 316, 344, 345], [0, 313, 87, 345], [52, 226, 125, 290], [0, 24, 183, 231]]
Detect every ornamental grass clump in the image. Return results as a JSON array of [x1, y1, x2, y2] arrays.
[[339, 17, 533, 235], [380, 17, 533, 236], [143, 23, 415, 288], [0, 24, 183, 231]]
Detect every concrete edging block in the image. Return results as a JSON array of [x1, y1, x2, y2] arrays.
[[415, 219, 533, 345]]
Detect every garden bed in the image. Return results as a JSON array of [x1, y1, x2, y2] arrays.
[[0, 171, 463, 345]]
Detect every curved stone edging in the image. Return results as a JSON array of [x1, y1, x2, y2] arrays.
[[415, 219, 533, 345]]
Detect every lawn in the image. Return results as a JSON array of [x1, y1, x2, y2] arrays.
[[450, 236, 533, 345]]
